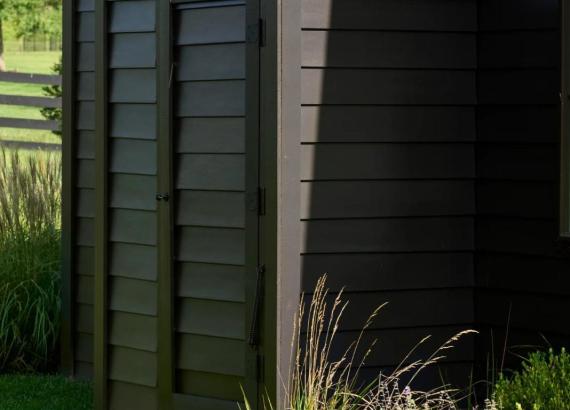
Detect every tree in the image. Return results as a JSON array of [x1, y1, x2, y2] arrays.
[[0, 0, 62, 71]]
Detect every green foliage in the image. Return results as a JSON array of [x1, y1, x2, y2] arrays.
[[494, 348, 570, 410], [0, 0, 62, 39], [0, 374, 92, 409], [40, 57, 62, 136], [0, 149, 61, 372]]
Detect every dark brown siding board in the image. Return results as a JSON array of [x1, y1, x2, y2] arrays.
[[177, 227, 245, 265], [77, 102, 95, 130], [176, 191, 245, 228], [110, 33, 156, 68], [109, 346, 157, 387], [109, 243, 157, 281], [109, 311, 157, 352], [177, 334, 245, 376], [75, 361, 94, 380], [478, 31, 559, 69], [177, 118, 245, 153], [478, 0, 558, 30], [177, 299, 244, 339], [302, 253, 474, 293], [110, 69, 156, 103], [76, 275, 94, 304], [109, 381, 157, 410], [110, 209, 157, 246], [301, 145, 475, 181], [77, 0, 94, 12], [76, 217, 95, 246], [110, 174, 156, 211], [110, 138, 157, 175], [476, 290, 570, 334], [477, 181, 557, 218], [476, 218, 558, 256], [301, 180, 475, 219], [75, 333, 94, 362], [301, 0, 477, 31], [478, 70, 559, 105], [301, 106, 476, 143], [77, 189, 95, 217], [176, 80, 245, 117], [109, 277, 158, 316], [77, 12, 95, 42], [176, 154, 245, 191], [177, 263, 245, 302], [476, 145, 557, 181], [176, 6, 245, 45], [177, 44, 245, 81], [77, 131, 95, 159], [110, 104, 157, 140], [301, 69, 477, 106], [329, 289, 474, 331], [77, 72, 95, 101], [77, 42, 95, 71], [301, 218, 474, 253], [476, 254, 570, 296], [477, 106, 558, 143], [76, 304, 94, 334], [177, 370, 242, 401], [75, 246, 95, 276], [327, 326, 474, 367], [174, 394, 239, 410], [302, 31, 476, 69], [109, 0, 155, 33]]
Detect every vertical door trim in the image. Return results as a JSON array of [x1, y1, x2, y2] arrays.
[[94, 0, 109, 407], [245, 0, 262, 407], [157, 0, 175, 408], [561, 0, 570, 238], [61, 0, 76, 376], [258, 0, 302, 405]]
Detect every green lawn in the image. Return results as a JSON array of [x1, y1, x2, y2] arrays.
[[0, 375, 92, 410], [0, 50, 61, 145]]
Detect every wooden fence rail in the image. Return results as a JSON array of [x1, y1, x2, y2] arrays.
[[0, 72, 62, 150]]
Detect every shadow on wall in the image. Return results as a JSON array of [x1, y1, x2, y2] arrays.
[[300, 0, 478, 389], [299, 0, 570, 391]]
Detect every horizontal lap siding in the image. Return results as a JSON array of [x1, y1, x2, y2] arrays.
[[173, 3, 246, 404], [475, 0, 568, 368], [74, 1, 95, 379], [106, 1, 158, 407], [299, 0, 477, 385]]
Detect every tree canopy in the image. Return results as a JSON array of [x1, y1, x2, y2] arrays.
[[0, 0, 62, 39]]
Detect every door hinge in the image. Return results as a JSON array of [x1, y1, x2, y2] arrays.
[[247, 18, 264, 47], [248, 265, 265, 347]]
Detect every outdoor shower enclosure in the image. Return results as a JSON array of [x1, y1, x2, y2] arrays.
[[62, 0, 570, 408]]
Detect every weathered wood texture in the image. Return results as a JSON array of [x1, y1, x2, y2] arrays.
[[73, 0, 95, 380], [173, 2, 247, 405], [299, 0, 477, 387], [475, 0, 569, 373]]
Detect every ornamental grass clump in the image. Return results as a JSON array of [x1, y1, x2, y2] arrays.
[[0, 149, 61, 372], [243, 275, 475, 410]]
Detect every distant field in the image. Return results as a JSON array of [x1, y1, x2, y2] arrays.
[[0, 50, 61, 145]]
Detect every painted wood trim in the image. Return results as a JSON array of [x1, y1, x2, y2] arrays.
[[157, 0, 175, 408], [94, 0, 109, 407], [560, 0, 570, 238], [258, 0, 302, 406], [245, 0, 261, 407], [60, 0, 76, 376]]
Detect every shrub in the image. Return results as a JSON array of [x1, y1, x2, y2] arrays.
[[494, 348, 570, 410], [0, 149, 61, 372], [41, 58, 63, 137]]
